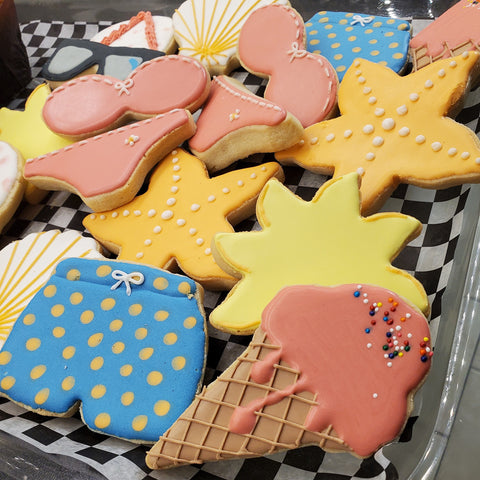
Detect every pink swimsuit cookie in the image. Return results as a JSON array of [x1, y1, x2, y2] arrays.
[[238, 4, 338, 127], [189, 75, 303, 172], [43, 55, 210, 139]]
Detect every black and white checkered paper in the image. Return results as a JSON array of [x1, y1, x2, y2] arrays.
[[0, 18, 477, 480]]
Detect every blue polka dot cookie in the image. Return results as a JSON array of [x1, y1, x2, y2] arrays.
[[305, 11, 411, 81], [0, 257, 206, 442]]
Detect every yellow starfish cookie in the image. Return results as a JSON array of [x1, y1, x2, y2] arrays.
[[83, 148, 284, 290], [210, 172, 429, 334], [276, 52, 480, 215]]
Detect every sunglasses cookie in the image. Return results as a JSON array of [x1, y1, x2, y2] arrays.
[[83, 148, 284, 290], [0, 258, 207, 442], [147, 283, 432, 468]]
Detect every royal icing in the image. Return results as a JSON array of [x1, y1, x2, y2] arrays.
[[0, 141, 23, 209], [238, 4, 338, 127], [410, 0, 480, 70], [90, 11, 174, 52], [41, 38, 164, 83], [210, 173, 428, 334], [228, 284, 432, 457], [24, 109, 196, 212], [173, 0, 288, 75], [83, 148, 284, 290], [0, 258, 206, 442], [189, 75, 303, 172], [43, 55, 210, 137], [305, 11, 411, 81], [0, 230, 103, 350], [276, 53, 480, 215]]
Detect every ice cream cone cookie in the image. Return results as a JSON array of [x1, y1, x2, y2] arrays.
[[24, 109, 196, 212], [410, 0, 480, 71], [83, 148, 284, 290], [276, 52, 480, 215], [43, 55, 210, 139], [146, 284, 432, 468], [237, 4, 338, 127], [209, 173, 428, 335]]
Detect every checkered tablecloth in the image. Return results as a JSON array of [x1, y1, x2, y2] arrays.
[[0, 17, 477, 480]]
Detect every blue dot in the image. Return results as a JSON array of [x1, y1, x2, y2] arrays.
[[369, 311, 375, 316], [365, 328, 371, 333], [354, 291, 360, 297]]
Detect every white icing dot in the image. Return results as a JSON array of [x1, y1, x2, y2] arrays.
[[363, 86, 372, 94], [177, 219, 186, 226], [366, 152, 376, 161], [357, 285, 362, 289], [374, 108, 385, 116], [90, 214, 96, 220], [153, 226, 162, 234], [406, 313, 411, 319], [384, 354, 389, 359], [367, 343, 372, 349], [476, 158, 480, 164], [326, 133, 335, 142], [344, 130, 353, 138], [431, 142, 442, 152], [354, 60, 361, 67], [357, 167, 365, 175], [173, 175, 181, 182], [450, 60, 457, 68], [355, 69, 362, 76], [144, 239, 152, 246], [462, 51, 469, 58], [189, 228, 197, 235], [397, 105, 408, 115], [363, 124, 374, 134], [148, 209, 156, 217], [136, 252, 144, 259], [408, 333, 413, 338], [133, 210, 141, 216], [171, 186, 178, 193], [416, 135, 426, 144], [222, 187, 230, 194], [363, 299, 369, 304], [387, 362, 393, 368], [372, 136, 384, 147], [261, 166, 267, 171], [250, 173, 257, 179], [166, 197, 176, 206], [171, 157, 179, 163], [396, 325, 402, 331], [100, 215, 106, 220], [208, 195, 216, 202], [448, 148, 457, 156], [112, 212, 118, 218], [382, 118, 395, 130], [298, 139, 305, 146], [173, 165, 180, 171], [425, 79, 433, 88], [358, 76, 366, 84], [310, 136, 318, 145], [205, 248, 212, 255], [398, 127, 410, 137], [410, 93, 419, 102], [161, 210, 173, 220], [196, 238, 204, 246], [438, 69, 446, 78], [172, 150, 177, 155], [191, 204, 200, 212], [461, 152, 471, 159], [369, 96, 377, 104], [373, 393, 378, 398], [237, 180, 244, 187]]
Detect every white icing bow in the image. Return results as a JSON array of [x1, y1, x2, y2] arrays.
[[114, 78, 134, 96], [350, 15, 374, 27], [286, 42, 308, 63], [111, 270, 145, 296]]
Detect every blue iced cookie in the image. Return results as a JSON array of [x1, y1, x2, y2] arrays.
[[0, 258, 206, 442], [305, 12, 411, 81]]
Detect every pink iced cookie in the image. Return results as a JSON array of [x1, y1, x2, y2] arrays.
[[24, 109, 196, 212], [238, 4, 338, 127], [189, 75, 303, 172], [43, 55, 210, 138]]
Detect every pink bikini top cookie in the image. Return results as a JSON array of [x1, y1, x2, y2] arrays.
[[238, 4, 338, 127], [43, 56, 210, 138]]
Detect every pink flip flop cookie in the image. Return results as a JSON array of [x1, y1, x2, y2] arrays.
[[42, 55, 210, 139], [189, 75, 303, 172], [238, 4, 338, 128], [24, 109, 196, 212]]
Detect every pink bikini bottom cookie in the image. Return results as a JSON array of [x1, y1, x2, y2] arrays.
[[0, 257, 207, 443], [147, 283, 432, 468]]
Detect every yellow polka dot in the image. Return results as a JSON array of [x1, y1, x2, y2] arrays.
[[154, 400, 171, 416], [348, 36, 356, 42], [379, 61, 388, 66], [70, 292, 83, 305], [389, 42, 399, 49], [319, 17, 328, 23], [345, 13, 353, 17], [309, 39, 319, 46], [385, 31, 394, 37], [370, 50, 380, 57], [91, 384, 106, 399], [147, 371, 163, 386], [129, 304, 142, 316], [398, 23, 409, 30], [62, 346, 76, 359], [30, 365, 46, 380], [331, 42, 340, 49], [35, 388, 50, 405], [62, 376, 75, 391], [183, 316, 197, 329], [109, 319, 123, 332], [88, 333, 103, 347], [313, 50, 321, 55], [153, 277, 169, 290], [52, 326, 65, 338], [23, 314, 36, 326], [101, 298, 115, 311], [339, 18, 348, 24], [96, 265, 112, 277], [324, 24, 333, 30], [66, 269, 81, 281], [345, 26, 353, 32], [120, 364, 133, 376], [26, 338, 41, 351], [132, 415, 148, 432], [43, 285, 57, 298], [305, 22, 312, 27], [178, 282, 191, 295], [163, 333, 177, 345], [51, 304, 65, 318], [373, 21, 382, 28], [333, 53, 343, 60], [393, 52, 404, 59], [112, 341, 125, 354], [121, 391, 135, 406], [135, 328, 148, 340], [369, 39, 378, 44], [0, 351, 12, 365], [365, 29, 373, 34], [352, 47, 362, 53], [0, 376, 15, 390], [80, 310, 94, 324], [90, 356, 104, 370], [155, 310, 169, 321], [139, 347, 154, 360], [387, 19, 395, 24], [172, 356, 186, 371], [94, 413, 111, 429], [336, 66, 347, 73]]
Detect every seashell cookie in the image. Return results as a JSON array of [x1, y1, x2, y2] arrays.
[[305, 11, 411, 81]]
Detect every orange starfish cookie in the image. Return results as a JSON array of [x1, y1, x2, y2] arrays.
[[83, 148, 284, 290], [276, 52, 480, 214]]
